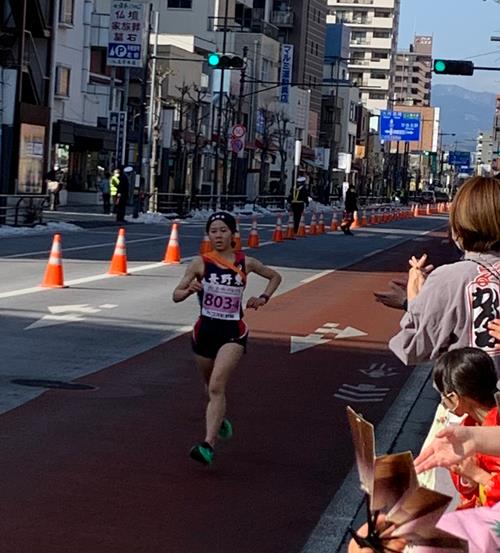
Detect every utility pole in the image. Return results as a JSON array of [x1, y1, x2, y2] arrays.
[[213, 0, 230, 205], [229, 45, 248, 195], [147, 10, 159, 207]]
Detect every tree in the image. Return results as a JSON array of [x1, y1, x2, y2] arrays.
[[256, 107, 276, 194], [272, 111, 292, 194]]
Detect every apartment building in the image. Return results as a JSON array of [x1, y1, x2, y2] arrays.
[[326, 0, 400, 113], [393, 35, 432, 107], [0, 0, 53, 194]]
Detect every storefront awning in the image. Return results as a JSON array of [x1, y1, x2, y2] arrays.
[[53, 121, 116, 151]]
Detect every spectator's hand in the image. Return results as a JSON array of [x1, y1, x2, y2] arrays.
[[373, 278, 407, 310], [414, 425, 476, 473], [246, 296, 267, 310], [488, 319, 500, 349], [407, 254, 433, 300]]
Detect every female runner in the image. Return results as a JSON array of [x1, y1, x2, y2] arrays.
[[173, 212, 282, 465]]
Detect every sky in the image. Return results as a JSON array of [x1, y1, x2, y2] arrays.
[[398, 0, 500, 93]]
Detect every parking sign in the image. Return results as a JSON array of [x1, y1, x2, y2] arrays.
[[107, 1, 149, 68]]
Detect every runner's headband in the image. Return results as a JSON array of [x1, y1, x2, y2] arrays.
[[206, 212, 237, 234]]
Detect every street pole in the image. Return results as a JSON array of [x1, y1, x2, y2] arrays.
[[229, 46, 248, 195], [147, 10, 159, 207], [137, 4, 153, 189], [213, 0, 230, 206]]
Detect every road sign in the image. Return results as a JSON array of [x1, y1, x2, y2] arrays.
[[231, 124, 246, 139], [230, 138, 245, 154], [379, 111, 421, 142], [448, 151, 470, 168], [109, 111, 127, 165], [107, 1, 149, 68], [280, 44, 294, 104]]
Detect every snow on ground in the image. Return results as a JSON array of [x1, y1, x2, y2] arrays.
[[0, 221, 82, 238], [125, 211, 171, 224]]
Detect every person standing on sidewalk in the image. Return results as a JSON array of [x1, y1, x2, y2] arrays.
[[115, 168, 129, 223], [288, 176, 309, 233], [341, 184, 358, 235], [172, 212, 282, 466], [100, 171, 111, 214], [110, 169, 120, 213]]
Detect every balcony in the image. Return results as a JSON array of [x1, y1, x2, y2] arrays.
[[270, 10, 294, 27]]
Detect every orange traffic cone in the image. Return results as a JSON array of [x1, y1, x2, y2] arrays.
[[370, 210, 377, 225], [163, 223, 181, 264], [108, 227, 129, 275], [41, 234, 67, 288], [285, 212, 295, 239], [199, 233, 212, 254], [248, 217, 260, 248], [318, 212, 325, 234], [361, 209, 368, 226], [234, 217, 242, 250], [297, 213, 306, 237], [309, 212, 318, 235], [330, 211, 339, 232], [426, 203, 431, 216], [351, 211, 360, 229], [272, 215, 284, 242]]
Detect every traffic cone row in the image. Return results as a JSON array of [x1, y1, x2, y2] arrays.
[[40, 223, 186, 289]]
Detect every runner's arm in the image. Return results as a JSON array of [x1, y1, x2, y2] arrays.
[[245, 258, 282, 309], [172, 258, 204, 303]]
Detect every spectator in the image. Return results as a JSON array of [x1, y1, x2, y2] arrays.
[[387, 176, 500, 491], [110, 169, 120, 213], [341, 184, 358, 235], [115, 168, 129, 223], [288, 175, 309, 233], [389, 177, 500, 372], [46, 170, 60, 211], [100, 171, 111, 214], [431, 347, 500, 509]]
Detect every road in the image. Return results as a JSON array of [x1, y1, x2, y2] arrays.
[[0, 211, 458, 552]]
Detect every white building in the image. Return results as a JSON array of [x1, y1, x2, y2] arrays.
[[326, 0, 400, 113]]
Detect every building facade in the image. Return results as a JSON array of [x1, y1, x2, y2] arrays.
[[393, 35, 432, 107], [326, 0, 400, 113]]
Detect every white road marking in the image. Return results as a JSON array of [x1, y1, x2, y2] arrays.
[[300, 270, 334, 284], [4, 235, 170, 259], [290, 323, 367, 353]]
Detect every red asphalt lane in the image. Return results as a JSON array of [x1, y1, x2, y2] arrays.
[[0, 229, 459, 553]]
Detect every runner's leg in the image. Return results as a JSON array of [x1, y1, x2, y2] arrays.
[[194, 354, 214, 392], [204, 342, 243, 446]]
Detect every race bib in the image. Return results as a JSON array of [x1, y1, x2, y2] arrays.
[[201, 282, 243, 320]]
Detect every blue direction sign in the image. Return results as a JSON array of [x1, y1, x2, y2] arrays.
[[448, 151, 470, 168], [380, 111, 422, 142]]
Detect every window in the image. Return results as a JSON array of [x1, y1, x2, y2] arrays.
[[55, 66, 70, 97], [369, 92, 385, 100], [373, 30, 390, 39], [167, 0, 192, 7], [90, 47, 107, 76], [59, 0, 74, 25]]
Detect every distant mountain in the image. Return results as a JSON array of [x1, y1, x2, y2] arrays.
[[431, 84, 496, 150]]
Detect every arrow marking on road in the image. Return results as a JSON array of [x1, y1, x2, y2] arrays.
[[290, 334, 331, 354], [290, 322, 367, 353], [25, 304, 118, 330]]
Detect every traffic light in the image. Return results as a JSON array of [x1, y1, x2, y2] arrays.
[[207, 53, 244, 69], [433, 59, 474, 76]]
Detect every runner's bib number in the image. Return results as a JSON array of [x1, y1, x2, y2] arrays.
[[201, 283, 243, 320]]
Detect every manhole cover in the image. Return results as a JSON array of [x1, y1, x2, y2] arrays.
[[11, 379, 96, 391]]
